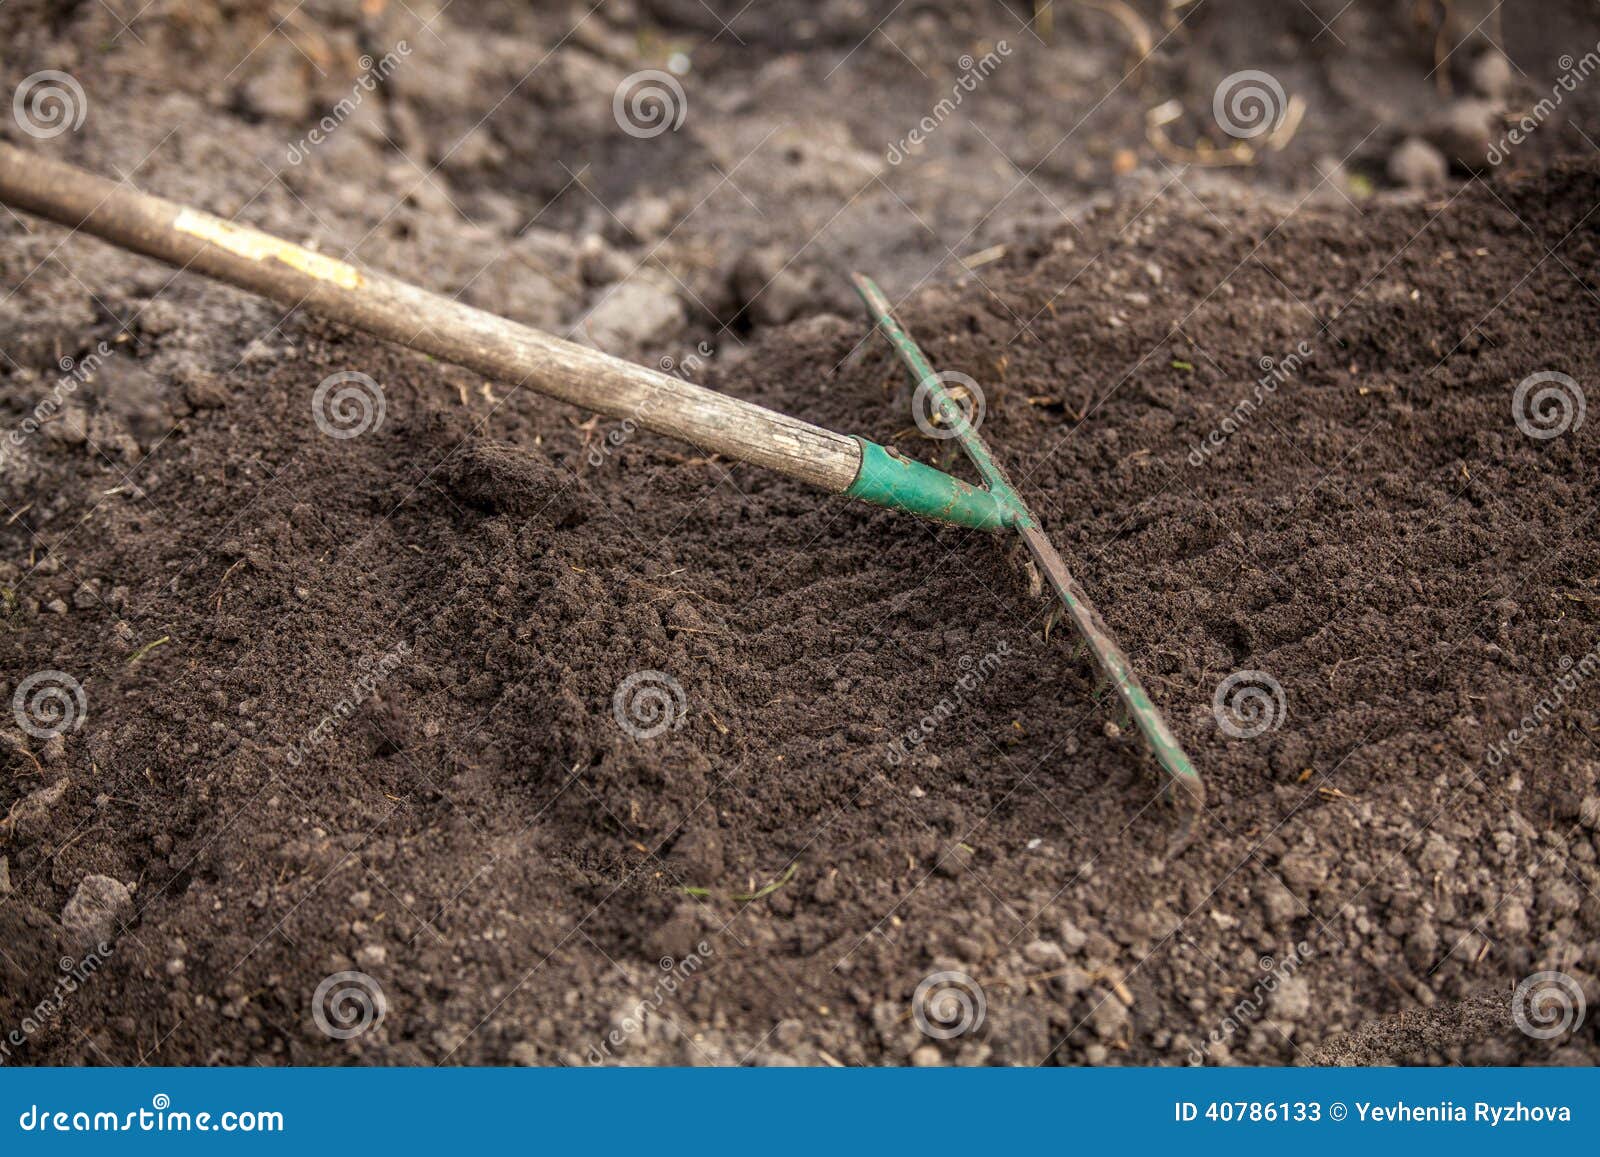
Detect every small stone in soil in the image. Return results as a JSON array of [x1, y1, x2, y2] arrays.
[[1388, 138, 1448, 190], [1023, 940, 1067, 969], [1272, 976, 1312, 1022], [61, 875, 134, 948], [577, 270, 686, 354], [613, 196, 675, 244], [1470, 50, 1513, 102], [1091, 995, 1129, 1040]]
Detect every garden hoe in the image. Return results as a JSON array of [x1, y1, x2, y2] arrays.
[[0, 144, 1205, 829]]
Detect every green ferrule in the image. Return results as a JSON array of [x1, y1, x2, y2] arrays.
[[845, 437, 1027, 531]]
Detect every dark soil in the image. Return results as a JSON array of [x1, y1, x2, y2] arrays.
[[2, 0, 1599, 1066]]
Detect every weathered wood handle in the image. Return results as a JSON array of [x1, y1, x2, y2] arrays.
[[0, 143, 860, 492]]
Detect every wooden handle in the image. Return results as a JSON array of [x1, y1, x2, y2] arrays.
[[0, 144, 861, 493]]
